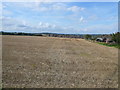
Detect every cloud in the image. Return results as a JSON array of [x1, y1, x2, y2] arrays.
[[79, 16, 87, 24], [52, 3, 67, 10], [33, 3, 85, 12], [2, 17, 32, 32], [38, 22, 56, 28], [2, 2, 117, 34], [67, 6, 85, 12], [2, 16, 71, 33], [3, 2, 85, 13], [2, 16, 117, 34], [79, 16, 84, 22]]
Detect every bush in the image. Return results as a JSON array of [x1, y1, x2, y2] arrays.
[[84, 34, 92, 40], [111, 32, 120, 44]]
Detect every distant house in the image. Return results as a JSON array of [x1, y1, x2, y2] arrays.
[[41, 34, 49, 37], [96, 38, 104, 42], [96, 37, 108, 42], [106, 38, 115, 44], [96, 36, 115, 44]]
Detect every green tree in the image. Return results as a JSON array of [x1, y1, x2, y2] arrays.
[[111, 32, 120, 44], [84, 34, 92, 40]]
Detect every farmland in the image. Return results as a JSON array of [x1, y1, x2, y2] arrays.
[[2, 35, 118, 88]]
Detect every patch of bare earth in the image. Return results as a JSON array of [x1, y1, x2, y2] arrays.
[[2, 35, 118, 88]]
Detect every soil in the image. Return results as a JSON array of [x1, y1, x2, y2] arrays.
[[2, 35, 118, 88]]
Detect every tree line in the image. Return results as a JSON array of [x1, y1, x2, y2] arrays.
[[1, 31, 120, 44]]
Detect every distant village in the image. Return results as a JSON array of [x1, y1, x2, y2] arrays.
[[1, 31, 120, 47]]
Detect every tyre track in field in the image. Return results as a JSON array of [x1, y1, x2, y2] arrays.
[[46, 38, 70, 88]]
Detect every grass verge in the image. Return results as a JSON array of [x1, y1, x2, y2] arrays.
[[97, 42, 120, 49]]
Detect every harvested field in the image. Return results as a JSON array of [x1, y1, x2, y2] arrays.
[[2, 35, 118, 88]]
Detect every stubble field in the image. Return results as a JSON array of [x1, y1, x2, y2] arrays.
[[2, 35, 118, 88]]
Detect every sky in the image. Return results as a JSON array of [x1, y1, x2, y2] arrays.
[[1, 2, 118, 34]]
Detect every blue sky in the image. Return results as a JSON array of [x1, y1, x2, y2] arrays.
[[1, 2, 118, 34]]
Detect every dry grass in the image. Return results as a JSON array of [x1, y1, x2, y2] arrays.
[[2, 35, 118, 88]]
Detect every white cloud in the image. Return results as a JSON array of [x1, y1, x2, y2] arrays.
[[2, 16, 68, 33], [38, 22, 56, 29], [3, 2, 85, 13], [79, 16, 87, 23], [79, 16, 84, 22], [33, 3, 67, 12], [2, 17, 32, 32], [2, 16, 117, 34], [52, 3, 67, 10], [33, 5, 49, 11], [67, 6, 85, 12]]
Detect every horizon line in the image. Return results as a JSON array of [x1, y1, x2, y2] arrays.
[[1, 31, 118, 35]]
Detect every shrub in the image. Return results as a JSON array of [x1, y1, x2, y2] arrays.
[[111, 32, 120, 44], [84, 34, 92, 40]]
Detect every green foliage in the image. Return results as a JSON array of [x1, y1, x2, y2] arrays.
[[111, 32, 120, 44], [84, 34, 92, 40], [97, 42, 120, 49]]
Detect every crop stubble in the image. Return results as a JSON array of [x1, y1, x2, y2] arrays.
[[2, 35, 118, 88]]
